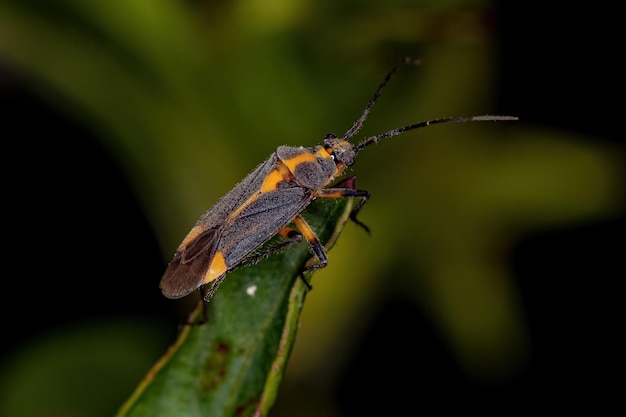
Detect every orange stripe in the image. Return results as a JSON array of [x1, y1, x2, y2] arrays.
[[282, 148, 332, 174], [203, 251, 228, 283], [178, 225, 205, 249], [261, 161, 293, 192]]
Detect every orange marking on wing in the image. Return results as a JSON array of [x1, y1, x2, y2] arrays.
[[203, 251, 228, 283], [178, 225, 205, 249]]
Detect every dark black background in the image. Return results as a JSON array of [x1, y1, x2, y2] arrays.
[[1, 2, 623, 414], [336, 3, 624, 414]]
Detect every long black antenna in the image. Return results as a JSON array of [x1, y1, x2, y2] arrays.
[[354, 115, 518, 154], [341, 57, 517, 154], [343, 57, 419, 141]]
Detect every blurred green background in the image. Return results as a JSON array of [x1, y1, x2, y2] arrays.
[[0, 0, 623, 416]]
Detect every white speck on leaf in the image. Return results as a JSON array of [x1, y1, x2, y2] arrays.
[[246, 285, 257, 297]]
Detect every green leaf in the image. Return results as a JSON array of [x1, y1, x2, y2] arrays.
[[116, 196, 353, 417]]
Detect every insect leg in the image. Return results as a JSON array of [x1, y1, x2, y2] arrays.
[[314, 177, 371, 234], [253, 226, 304, 259], [292, 215, 328, 276], [274, 227, 312, 290], [204, 274, 228, 302], [197, 286, 210, 323], [237, 227, 304, 268]]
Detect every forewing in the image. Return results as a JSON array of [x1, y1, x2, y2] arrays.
[[218, 187, 312, 267], [195, 153, 279, 229], [160, 227, 220, 299], [160, 154, 280, 299]]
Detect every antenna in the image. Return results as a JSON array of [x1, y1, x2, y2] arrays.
[[354, 115, 518, 154], [343, 57, 420, 141], [341, 57, 517, 154]]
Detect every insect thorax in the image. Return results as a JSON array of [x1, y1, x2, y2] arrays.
[[276, 145, 339, 190]]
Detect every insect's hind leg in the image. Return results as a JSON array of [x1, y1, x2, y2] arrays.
[[183, 285, 214, 325]]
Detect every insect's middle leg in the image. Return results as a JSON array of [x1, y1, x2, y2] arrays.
[[292, 215, 328, 276], [244, 226, 304, 265]]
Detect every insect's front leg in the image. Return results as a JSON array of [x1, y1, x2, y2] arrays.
[[315, 176, 371, 234]]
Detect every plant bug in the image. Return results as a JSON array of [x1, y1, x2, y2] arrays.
[[160, 58, 517, 302]]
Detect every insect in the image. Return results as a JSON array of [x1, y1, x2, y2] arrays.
[[160, 58, 517, 302]]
